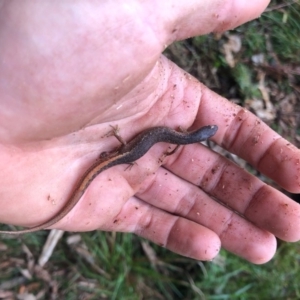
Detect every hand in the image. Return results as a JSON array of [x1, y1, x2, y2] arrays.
[[1, 0, 299, 264]]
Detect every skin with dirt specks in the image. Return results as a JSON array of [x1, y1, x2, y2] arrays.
[[0, 125, 218, 235]]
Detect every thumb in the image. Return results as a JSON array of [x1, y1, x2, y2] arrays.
[[155, 0, 270, 42]]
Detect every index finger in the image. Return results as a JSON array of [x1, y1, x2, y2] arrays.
[[197, 84, 300, 194]]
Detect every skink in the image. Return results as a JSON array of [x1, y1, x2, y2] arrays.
[[0, 125, 218, 235]]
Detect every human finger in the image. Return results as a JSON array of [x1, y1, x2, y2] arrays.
[[196, 85, 300, 194], [136, 154, 277, 263], [158, 139, 300, 242], [111, 196, 221, 261], [162, 0, 270, 41]]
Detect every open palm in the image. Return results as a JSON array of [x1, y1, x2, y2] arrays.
[[1, 0, 300, 264]]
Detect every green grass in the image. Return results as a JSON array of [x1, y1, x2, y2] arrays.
[[1, 231, 300, 299], [165, 1, 300, 104]]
